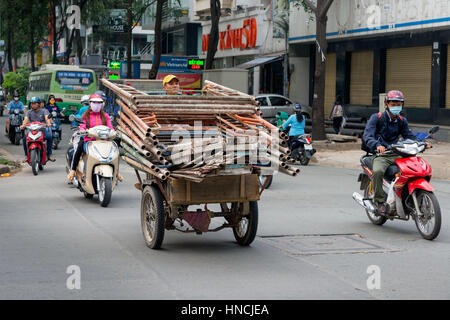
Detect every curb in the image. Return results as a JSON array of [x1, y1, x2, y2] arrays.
[[0, 148, 23, 176]]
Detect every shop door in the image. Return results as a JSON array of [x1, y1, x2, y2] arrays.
[[386, 46, 432, 108], [350, 51, 374, 106]]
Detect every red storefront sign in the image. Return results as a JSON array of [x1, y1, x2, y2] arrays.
[[202, 18, 257, 52]]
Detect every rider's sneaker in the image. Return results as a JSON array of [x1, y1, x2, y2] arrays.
[[48, 155, 56, 162], [377, 203, 387, 215]]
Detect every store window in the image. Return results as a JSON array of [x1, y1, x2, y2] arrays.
[[166, 29, 185, 55]]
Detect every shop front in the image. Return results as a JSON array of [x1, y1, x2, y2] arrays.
[[200, 7, 286, 96], [289, 0, 450, 124]]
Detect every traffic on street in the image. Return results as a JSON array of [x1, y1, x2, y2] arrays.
[[0, 0, 449, 309]]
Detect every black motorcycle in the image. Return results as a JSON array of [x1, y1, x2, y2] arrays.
[[9, 109, 24, 145], [284, 127, 316, 166]]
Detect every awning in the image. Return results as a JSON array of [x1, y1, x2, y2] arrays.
[[235, 55, 284, 69]]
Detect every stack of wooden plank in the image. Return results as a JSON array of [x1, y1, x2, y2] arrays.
[[101, 79, 300, 183]]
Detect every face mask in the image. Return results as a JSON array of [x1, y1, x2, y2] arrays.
[[90, 102, 103, 113], [389, 106, 402, 115], [14, 97, 19, 101]]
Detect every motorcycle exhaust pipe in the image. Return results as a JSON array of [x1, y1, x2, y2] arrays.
[[352, 192, 376, 212]]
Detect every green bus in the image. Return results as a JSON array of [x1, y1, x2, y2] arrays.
[[27, 65, 98, 117]]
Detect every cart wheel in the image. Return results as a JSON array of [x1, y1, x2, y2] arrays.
[[141, 185, 165, 249], [233, 201, 258, 246]]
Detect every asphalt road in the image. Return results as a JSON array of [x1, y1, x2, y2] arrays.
[[0, 115, 449, 300]]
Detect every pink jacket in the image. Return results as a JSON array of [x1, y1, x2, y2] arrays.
[[80, 112, 113, 142]]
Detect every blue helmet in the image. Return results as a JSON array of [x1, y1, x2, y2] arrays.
[[95, 90, 107, 101], [30, 97, 40, 103], [293, 104, 302, 112]]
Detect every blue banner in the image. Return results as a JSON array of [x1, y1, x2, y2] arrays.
[[155, 56, 202, 74]]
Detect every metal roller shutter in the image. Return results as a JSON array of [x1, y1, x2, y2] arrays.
[[350, 51, 374, 105], [447, 48, 450, 108], [386, 46, 432, 108], [324, 53, 336, 116]]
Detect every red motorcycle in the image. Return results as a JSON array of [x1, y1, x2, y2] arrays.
[[353, 139, 441, 240], [24, 122, 48, 176]]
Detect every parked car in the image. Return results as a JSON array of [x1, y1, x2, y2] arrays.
[[255, 94, 311, 123]]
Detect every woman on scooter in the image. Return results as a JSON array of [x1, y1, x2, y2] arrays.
[[67, 94, 122, 183], [282, 104, 306, 147], [45, 95, 62, 116]]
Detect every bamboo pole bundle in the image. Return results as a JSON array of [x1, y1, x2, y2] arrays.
[[121, 143, 159, 172], [121, 156, 167, 181], [102, 78, 300, 180], [135, 103, 258, 112], [137, 109, 257, 115], [203, 80, 254, 99], [117, 99, 152, 134], [119, 131, 151, 158], [118, 120, 146, 150]]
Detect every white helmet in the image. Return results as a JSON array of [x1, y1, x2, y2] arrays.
[[81, 95, 90, 105]]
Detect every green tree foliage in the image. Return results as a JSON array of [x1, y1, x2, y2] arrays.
[[2, 66, 32, 98]]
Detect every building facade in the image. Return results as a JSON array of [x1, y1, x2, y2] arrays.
[[197, 0, 288, 95], [289, 0, 450, 124]]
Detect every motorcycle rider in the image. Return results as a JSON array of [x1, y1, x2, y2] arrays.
[[45, 95, 62, 117], [20, 97, 55, 162], [67, 94, 123, 183], [362, 90, 430, 214], [46, 94, 63, 140], [282, 104, 306, 147], [72, 95, 90, 127], [5, 92, 25, 135]]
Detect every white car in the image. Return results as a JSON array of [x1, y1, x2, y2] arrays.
[[255, 94, 311, 121]]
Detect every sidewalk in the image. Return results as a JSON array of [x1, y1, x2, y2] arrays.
[[0, 148, 23, 176], [312, 140, 450, 180]]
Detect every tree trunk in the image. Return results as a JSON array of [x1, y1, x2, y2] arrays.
[[126, 0, 133, 79], [65, 29, 76, 65], [311, 13, 328, 141], [29, 23, 36, 71], [76, 29, 83, 65], [51, 2, 58, 64], [11, 30, 17, 72], [205, 0, 221, 70], [6, 15, 12, 72], [148, 0, 165, 79]]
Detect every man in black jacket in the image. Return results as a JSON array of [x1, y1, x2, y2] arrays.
[[362, 90, 429, 214]]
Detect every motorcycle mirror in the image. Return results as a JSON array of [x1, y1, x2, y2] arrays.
[[429, 126, 440, 135], [69, 114, 75, 122]]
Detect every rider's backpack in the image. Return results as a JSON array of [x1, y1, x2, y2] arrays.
[[361, 112, 404, 153]]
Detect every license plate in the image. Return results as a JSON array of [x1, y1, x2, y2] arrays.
[[305, 145, 313, 150]]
